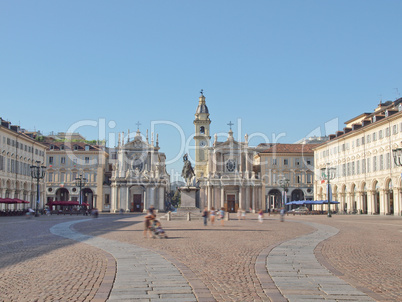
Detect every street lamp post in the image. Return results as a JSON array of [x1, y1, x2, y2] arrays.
[[30, 161, 46, 217], [75, 174, 87, 213], [322, 165, 336, 217], [278, 177, 290, 209]]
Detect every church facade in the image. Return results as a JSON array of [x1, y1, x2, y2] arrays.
[[109, 129, 170, 213], [194, 93, 262, 212]]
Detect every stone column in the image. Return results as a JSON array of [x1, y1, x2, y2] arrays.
[[245, 186, 250, 210], [143, 187, 148, 212], [110, 184, 116, 212], [158, 186, 164, 211], [346, 192, 353, 213], [379, 189, 386, 215], [245, 153, 250, 178], [238, 187, 242, 210], [394, 188, 401, 216], [356, 191, 363, 214], [149, 187, 155, 208], [126, 186, 130, 212], [367, 190, 375, 214], [251, 186, 255, 212], [207, 185, 212, 210], [220, 187, 225, 209], [213, 152, 218, 175]]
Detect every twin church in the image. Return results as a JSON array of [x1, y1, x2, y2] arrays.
[[108, 91, 316, 213], [109, 91, 263, 213]]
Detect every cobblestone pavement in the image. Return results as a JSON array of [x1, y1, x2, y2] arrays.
[[1, 213, 401, 302], [291, 215, 402, 302], [0, 216, 110, 302], [74, 214, 314, 301], [51, 220, 197, 301], [268, 221, 375, 301]]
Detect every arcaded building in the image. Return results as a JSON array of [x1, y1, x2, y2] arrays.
[[314, 99, 402, 216]]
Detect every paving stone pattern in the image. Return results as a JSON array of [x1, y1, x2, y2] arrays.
[[50, 220, 197, 302], [74, 214, 314, 301], [0, 214, 400, 302], [0, 216, 108, 302], [267, 221, 375, 301]]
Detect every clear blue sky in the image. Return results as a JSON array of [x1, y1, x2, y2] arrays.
[[1, 0, 402, 181]]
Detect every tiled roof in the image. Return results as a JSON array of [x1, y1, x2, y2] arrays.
[[260, 143, 320, 154]]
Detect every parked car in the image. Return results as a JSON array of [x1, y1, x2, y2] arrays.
[[290, 206, 309, 214]]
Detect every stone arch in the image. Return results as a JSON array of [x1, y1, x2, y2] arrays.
[[55, 188, 69, 201], [82, 188, 94, 208], [291, 189, 304, 201]]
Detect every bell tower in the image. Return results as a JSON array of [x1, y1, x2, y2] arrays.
[[194, 90, 211, 178]]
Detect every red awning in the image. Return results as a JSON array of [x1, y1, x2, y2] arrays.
[[0, 198, 29, 204]]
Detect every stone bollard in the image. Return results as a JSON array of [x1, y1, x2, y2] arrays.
[[167, 211, 171, 221], [225, 212, 229, 221], [187, 212, 191, 221]]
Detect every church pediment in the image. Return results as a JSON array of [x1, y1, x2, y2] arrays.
[[124, 139, 150, 150]]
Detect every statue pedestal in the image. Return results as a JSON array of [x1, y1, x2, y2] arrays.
[[177, 186, 200, 213]]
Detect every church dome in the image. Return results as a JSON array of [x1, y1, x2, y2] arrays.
[[196, 103, 209, 114]]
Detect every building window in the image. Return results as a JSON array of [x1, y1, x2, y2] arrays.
[[296, 175, 301, 183], [352, 162, 355, 175], [105, 194, 110, 205], [60, 145, 65, 150], [386, 153, 390, 169], [85, 145, 90, 151], [307, 174, 312, 183], [357, 160, 360, 174], [373, 156, 377, 172], [60, 173, 65, 182], [61, 157, 66, 164], [272, 158, 277, 166], [380, 155, 384, 170], [385, 127, 390, 137], [295, 158, 300, 166], [393, 125, 398, 135], [200, 126, 205, 134], [284, 159, 288, 166], [48, 172, 53, 182], [373, 132, 377, 141], [85, 157, 90, 164], [49, 157, 53, 164], [366, 135, 371, 143], [342, 164, 346, 177], [379, 130, 383, 139], [356, 139, 360, 147]]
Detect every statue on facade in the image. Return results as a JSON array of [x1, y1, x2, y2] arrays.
[[181, 153, 195, 186]]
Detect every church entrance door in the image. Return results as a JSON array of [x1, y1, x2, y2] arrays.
[[227, 194, 236, 213], [132, 194, 143, 212]]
